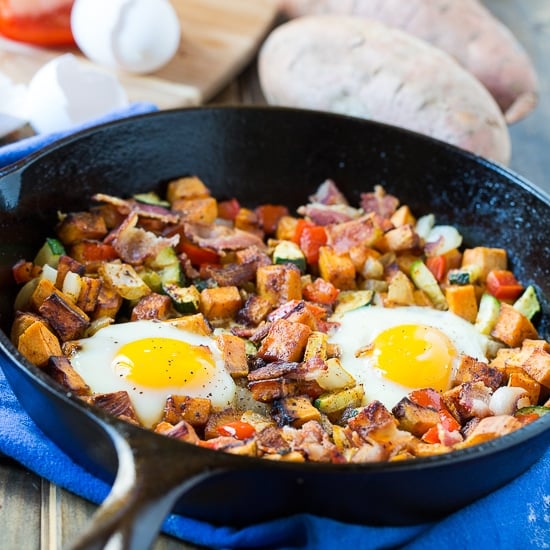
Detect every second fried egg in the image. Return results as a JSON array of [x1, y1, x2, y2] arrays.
[[329, 306, 489, 409]]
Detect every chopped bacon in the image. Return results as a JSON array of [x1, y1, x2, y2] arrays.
[[297, 203, 360, 225], [308, 179, 349, 206], [200, 262, 257, 287], [154, 420, 200, 444], [184, 222, 266, 252], [93, 193, 180, 224], [107, 212, 179, 264], [444, 381, 493, 423], [360, 185, 399, 218], [325, 214, 383, 254], [247, 361, 300, 381], [257, 426, 292, 455], [282, 420, 345, 463]]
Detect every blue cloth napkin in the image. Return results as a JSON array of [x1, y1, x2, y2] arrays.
[[0, 104, 549, 548]]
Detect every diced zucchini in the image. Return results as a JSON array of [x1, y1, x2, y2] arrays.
[[513, 285, 540, 320], [333, 290, 374, 316], [314, 384, 365, 414], [410, 260, 448, 310], [316, 357, 356, 391], [34, 237, 66, 268], [273, 240, 306, 273], [138, 267, 163, 293], [162, 284, 200, 313], [133, 191, 170, 207], [448, 265, 481, 285], [475, 293, 501, 335], [148, 246, 184, 286]]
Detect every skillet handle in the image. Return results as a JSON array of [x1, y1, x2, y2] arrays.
[[70, 423, 221, 550]]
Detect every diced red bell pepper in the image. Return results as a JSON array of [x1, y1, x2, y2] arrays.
[[291, 219, 314, 244], [300, 225, 328, 265], [486, 270, 524, 301], [12, 260, 38, 284], [179, 240, 220, 267], [426, 255, 447, 283], [217, 198, 241, 221], [303, 277, 340, 305], [217, 420, 256, 440], [409, 388, 443, 410], [255, 204, 289, 235]]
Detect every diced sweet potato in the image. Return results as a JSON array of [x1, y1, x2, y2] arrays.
[[45, 356, 90, 396], [318, 246, 356, 290], [130, 293, 172, 321], [390, 205, 416, 228], [490, 302, 539, 347], [172, 197, 218, 225], [203, 408, 242, 440], [162, 395, 212, 427], [453, 355, 503, 391], [55, 255, 85, 289], [17, 319, 62, 367], [169, 313, 212, 336], [461, 415, 523, 447], [237, 295, 273, 326], [38, 292, 90, 341], [272, 395, 321, 427], [256, 264, 302, 305], [507, 370, 540, 405], [199, 286, 242, 320], [216, 333, 249, 377], [247, 377, 299, 403], [461, 247, 507, 280], [11, 311, 43, 346], [166, 176, 210, 202], [29, 278, 62, 311], [257, 318, 312, 362], [392, 397, 440, 438], [56, 211, 108, 245], [92, 282, 123, 320], [76, 276, 102, 313], [445, 284, 478, 323], [376, 224, 420, 252]]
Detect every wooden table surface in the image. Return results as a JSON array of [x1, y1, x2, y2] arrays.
[[0, 2, 548, 549]]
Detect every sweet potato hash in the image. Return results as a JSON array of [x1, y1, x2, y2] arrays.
[[10, 177, 550, 463]]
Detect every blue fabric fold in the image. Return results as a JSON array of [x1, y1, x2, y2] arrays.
[[0, 104, 548, 548]]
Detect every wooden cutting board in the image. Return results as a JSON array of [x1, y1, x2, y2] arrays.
[[0, 0, 278, 108]]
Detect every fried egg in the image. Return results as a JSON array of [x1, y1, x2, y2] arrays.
[[69, 320, 236, 427], [329, 306, 489, 409]]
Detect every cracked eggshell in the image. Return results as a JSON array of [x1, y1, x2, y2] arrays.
[[25, 53, 129, 134], [0, 73, 29, 138], [71, 0, 181, 74]]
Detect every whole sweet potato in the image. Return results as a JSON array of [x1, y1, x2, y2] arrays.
[[258, 15, 511, 165], [277, 0, 538, 123]]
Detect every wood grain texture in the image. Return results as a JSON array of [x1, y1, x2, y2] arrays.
[[0, 0, 278, 108], [0, 2, 547, 549]]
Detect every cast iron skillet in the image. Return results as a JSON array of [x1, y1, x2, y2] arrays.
[[0, 106, 548, 549]]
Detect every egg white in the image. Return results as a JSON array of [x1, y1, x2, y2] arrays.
[[329, 306, 489, 410], [69, 319, 236, 427]]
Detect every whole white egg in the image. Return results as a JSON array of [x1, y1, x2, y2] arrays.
[[25, 53, 128, 134], [70, 0, 181, 74], [69, 319, 236, 427], [329, 306, 489, 410]]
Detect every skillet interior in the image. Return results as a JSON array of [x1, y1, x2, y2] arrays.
[[0, 106, 549, 527]]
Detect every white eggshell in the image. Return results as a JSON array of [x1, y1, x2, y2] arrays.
[[26, 53, 129, 134], [0, 73, 29, 138], [71, 0, 181, 74]]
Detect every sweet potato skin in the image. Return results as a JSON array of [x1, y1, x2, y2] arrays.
[[278, 0, 538, 123], [259, 15, 511, 165]]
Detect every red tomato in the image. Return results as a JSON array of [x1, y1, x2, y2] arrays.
[[255, 204, 289, 235], [217, 421, 256, 440], [217, 198, 241, 221], [300, 225, 327, 265], [426, 255, 447, 283], [0, 1, 75, 46], [486, 269, 524, 301], [179, 240, 220, 267], [303, 277, 340, 305]]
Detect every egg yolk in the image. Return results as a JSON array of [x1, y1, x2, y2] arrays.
[[371, 324, 456, 391], [112, 337, 215, 388]]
